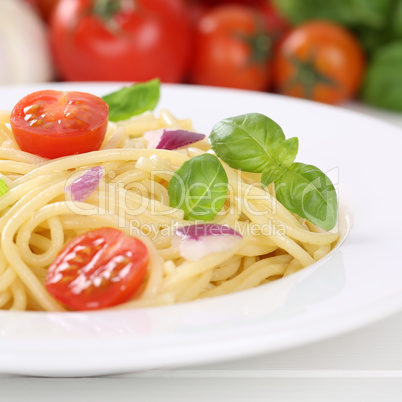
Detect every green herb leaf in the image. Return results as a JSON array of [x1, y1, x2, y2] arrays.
[[168, 154, 228, 221], [102, 78, 160, 122], [209, 113, 286, 172], [275, 162, 337, 231], [274, 137, 299, 168], [0, 179, 8, 197], [210, 112, 337, 230], [261, 164, 286, 188]]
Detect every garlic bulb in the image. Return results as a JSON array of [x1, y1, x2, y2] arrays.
[[0, 0, 53, 84]]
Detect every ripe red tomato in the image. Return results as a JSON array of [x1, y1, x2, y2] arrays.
[[273, 21, 365, 104], [45, 228, 149, 311], [190, 4, 272, 90], [188, 0, 289, 41], [49, 0, 192, 83], [10, 90, 108, 159]]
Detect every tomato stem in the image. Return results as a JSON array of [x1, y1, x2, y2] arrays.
[[92, 0, 122, 20], [282, 47, 339, 99], [236, 31, 272, 65], [234, 12, 272, 66]]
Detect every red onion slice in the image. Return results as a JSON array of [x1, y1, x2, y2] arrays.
[[145, 128, 205, 150], [175, 224, 242, 261], [65, 166, 103, 202], [144, 128, 164, 149]]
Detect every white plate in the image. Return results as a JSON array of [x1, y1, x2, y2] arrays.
[[0, 83, 401, 377]]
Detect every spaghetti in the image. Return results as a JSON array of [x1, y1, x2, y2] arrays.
[[0, 107, 339, 311]]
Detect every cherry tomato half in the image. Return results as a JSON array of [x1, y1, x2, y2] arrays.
[[273, 21, 365, 104], [49, 0, 192, 83], [10, 90, 109, 159], [190, 4, 272, 91], [45, 228, 149, 311]]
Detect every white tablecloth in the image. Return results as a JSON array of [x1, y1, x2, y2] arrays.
[[2, 103, 402, 402]]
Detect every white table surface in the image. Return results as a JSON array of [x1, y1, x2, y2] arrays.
[[2, 102, 402, 402]]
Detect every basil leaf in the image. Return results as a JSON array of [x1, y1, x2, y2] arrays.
[[168, 154, 228, 221], [102, 78, 160, 122], [209, 113, 286, 172], [209, 111, 337, 230], [275, 137, 299, 168], [275, 162, 338, 231], [261, 164, 286, 188], [0, 179, 8, 197]]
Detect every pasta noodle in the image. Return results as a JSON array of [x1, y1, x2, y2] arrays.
[[0, 108, 339, 311]]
